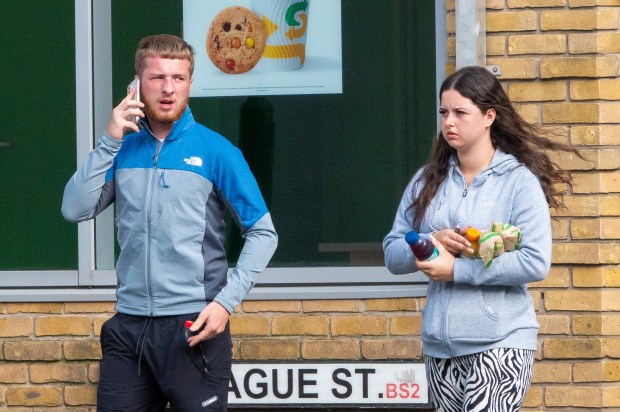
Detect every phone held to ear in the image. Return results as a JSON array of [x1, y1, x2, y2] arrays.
[[126, 78, 141, 125]]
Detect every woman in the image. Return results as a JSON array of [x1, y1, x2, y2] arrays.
[[383, 66, 581, 411]]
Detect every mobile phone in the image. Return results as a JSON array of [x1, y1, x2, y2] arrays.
[[127, 78, 141, 124]]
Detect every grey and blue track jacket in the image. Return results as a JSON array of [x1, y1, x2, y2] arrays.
[[384, 150, 551, 359], [62, 107, 278, 316]]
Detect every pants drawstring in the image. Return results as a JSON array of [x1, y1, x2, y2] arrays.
[[135, 317, 153, 375]]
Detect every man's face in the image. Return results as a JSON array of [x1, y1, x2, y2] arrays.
[[139, 56, 192, 125]]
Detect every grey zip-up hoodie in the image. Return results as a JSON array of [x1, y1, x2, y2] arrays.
[[384, 149, 551, 358]]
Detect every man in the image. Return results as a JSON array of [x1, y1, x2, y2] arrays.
[[62, 34, 278, 411]]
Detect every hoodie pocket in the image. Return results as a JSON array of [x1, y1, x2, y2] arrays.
[[447, 284, 502, 341]]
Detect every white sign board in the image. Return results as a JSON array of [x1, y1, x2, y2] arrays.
[[183, 0, 342, 97], [229, 362, 429, 407]]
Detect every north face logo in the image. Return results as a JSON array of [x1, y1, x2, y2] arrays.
[[184, 156, 203, 167]]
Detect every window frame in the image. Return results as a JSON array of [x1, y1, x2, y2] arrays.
[[0, 0, 447, 302]]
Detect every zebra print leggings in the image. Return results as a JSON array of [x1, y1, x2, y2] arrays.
[[425, 348, 534, 412]]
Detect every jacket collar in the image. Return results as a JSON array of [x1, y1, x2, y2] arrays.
[[141, 106, 194, 142]]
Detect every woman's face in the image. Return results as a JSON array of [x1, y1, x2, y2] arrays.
[[439, 89, 495, 153]]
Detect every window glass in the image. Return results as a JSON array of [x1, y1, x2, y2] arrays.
[[0, 1, 77, 270], [107, 0, 437, 268]]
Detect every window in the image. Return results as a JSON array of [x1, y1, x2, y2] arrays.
[[0, 0, 446, 300]]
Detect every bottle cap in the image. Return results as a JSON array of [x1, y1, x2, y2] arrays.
[[184, 320, 194, 329], [405, 230, 420, 244], [465, 227, 481, 241]]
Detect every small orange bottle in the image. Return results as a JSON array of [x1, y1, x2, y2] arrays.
[[462, 227, 481, 258]]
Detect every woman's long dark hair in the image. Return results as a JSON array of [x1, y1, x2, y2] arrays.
[[410, 66, 583, 230]]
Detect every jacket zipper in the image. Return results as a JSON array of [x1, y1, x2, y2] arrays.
[[145, 140, 162, 316]]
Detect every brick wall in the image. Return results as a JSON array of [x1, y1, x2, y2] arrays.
[[1, 1, 618, 410], [448, 0, 620, 409]]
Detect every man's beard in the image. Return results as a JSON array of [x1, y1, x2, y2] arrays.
[[144, 100, 187, 124]]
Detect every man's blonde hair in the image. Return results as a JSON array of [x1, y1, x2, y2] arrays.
[[135, 34, 195, 76]]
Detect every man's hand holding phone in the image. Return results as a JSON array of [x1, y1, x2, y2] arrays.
[[106, 79, 144, 140]]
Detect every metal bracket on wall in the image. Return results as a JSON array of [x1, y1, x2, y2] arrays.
[[486, 65, 501, 76]]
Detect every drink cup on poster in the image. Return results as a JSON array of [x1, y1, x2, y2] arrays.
[[251, 0, 310, 71]]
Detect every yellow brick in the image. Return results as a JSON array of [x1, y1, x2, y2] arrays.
[[0, 317, 33, 337], [544, 338, 603, 359], [29, 363, 87, 383], [63, 340, 101, 361], [331, 316, 388, 336], [574, 361, 603, 382], [301, 339, 360, 359], [606, 386, 620, 407], [598, 32, 620, 52], [603, 290, 620, 311], [64, 302, 116, 313], [486, 35, 506, 56], [571, 219, 600, 239], [508, 34, 566, 55], [551, 219, 569, 240], [35, 316, 91, 337], [3, 341, 61, 361], [568, 33, 598, 54], [604, 338, 620, 357], [573, 314, 602, 335], [547, 149, 595, 171], [542, 103, 600, 124], [601, 102, 620, 122], [93, 316, 112, 336], [531, 361, 572, 383], [487, 11, 537, 32], [364, 298, 416, 312], [88, 362, 100, 383], [487, 0, 504, 9], [601, 218, 620, 239], [574, 266, 620, 287], [537, 314, 570, 335], [532, 266, 570, 288], [603, 315, 620, 335], [302, 300, 361, 312], [6, 303, 62, 314], [6, 386, 62, 407], [239, 339, 298, 360], [571, 79, 620, 100], [514, 103, 538, 123], [272, 315, 329, 336], [601, 194, 620, 215], [552, 243, 601, 264], [64, 384, 97, 406], [601, 243, 620, 264], [446, 12, 455, 34], [572, 125, 620, 146], [544, 290, 601, 311], [390, 315, 422, 335], [541, 9, 619, 30], [508, 0, 565, 6], [0, 363, 28, 383], [361, 338, 422, 360], [509, 80, 566, 102], [604, 360, 620, 382], [553, 195, 601, 217], [541, 56, 619, 78], [241, 300, 301, 313], [522, 385, 542, 408], [487, 57, 537, 79], [230, 315, 270, 336], [546, 386, 603, 407]]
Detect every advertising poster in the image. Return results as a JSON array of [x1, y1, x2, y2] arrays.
[[183, 0, 342, 97]]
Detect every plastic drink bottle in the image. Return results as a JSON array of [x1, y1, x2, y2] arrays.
[[405, 230, 439, 261], [462, 227, 481, 258]]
